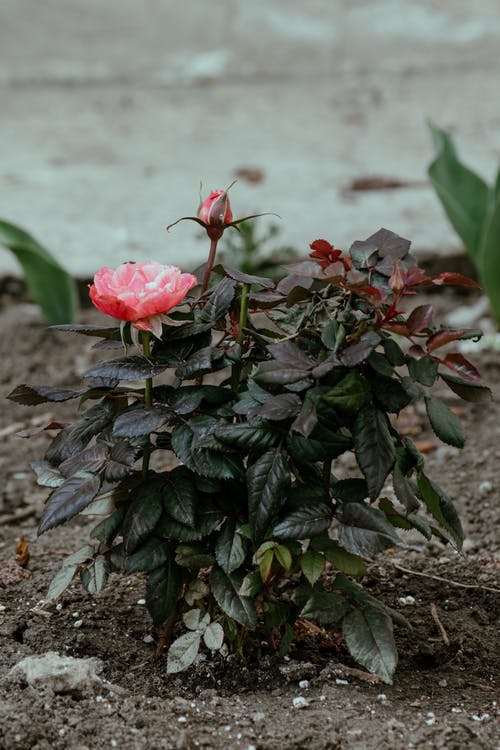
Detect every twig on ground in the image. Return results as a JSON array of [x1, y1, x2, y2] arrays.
[[0, 504, 38, 526], [430, 603, 450, 646], [391, 562, 500, 595]]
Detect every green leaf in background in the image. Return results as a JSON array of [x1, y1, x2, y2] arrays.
[[0, 219, 78, 324], [427, 124, 489, 260], [478, 183, 500, 326], [343, 607, 398, 684]]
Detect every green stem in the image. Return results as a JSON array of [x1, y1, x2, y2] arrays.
[[201, 237, 219, 298], [231, 282, 250, 392], [141, 330, 153, 478]]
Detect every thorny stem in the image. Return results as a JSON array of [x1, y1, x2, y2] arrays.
[[201, 237, 219, 298], [231, 282, 250, 392], [141, 331, 153, 478]]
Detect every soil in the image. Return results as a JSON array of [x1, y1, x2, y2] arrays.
[[0, 295, 498, 750]]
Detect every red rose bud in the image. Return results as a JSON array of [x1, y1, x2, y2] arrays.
[[198, 190, 233, 227], [389, 259, 406, 294]]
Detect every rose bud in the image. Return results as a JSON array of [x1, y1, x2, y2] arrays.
[[198, 190, 233, 239]]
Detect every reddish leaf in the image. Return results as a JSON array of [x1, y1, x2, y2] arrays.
[[431, 273, 479, 288], [408, 344, 425, 359], [382, 322, 409, 337], [427, 329, 472, 353], [404, 266, 430, 287], [442, 353, 482, 382], [407, 305, 434, 333]]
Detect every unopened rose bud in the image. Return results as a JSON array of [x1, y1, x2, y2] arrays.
[[198, 190, 233, 228], [389, 259, 406, 294]]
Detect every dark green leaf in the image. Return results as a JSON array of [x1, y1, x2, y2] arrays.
[[199, 277, 237, 323], [7, 384, 83, 405], [332, 478, 369, 504], [254, 361, 309, 385], [171, 422, 244, 480], [343, 608, 398, 684], [160, 505, 223, 542], [301, 588, 349, 624], [0, 219, 78, 324], [440, 372, 492, 402], [51, 324, 120, 339], [215, 422, 279, 451], [349, 240, 378, 269], [215, 520, 247, 574], [338, 502, 401, 557], [218, 264, 275, 289], [146, 558, 183, 626], [168, 385, 233, 415], [300, 550, 325, 585], [91, 508, 125, 547], [163, 470, 198, 527], [417, 472, 463, 549], [113, 407, 172, 437], [322, 371, 371, 411], [84, 356, 168, 383], [425, 396, 465, 448], [122, 480, 164, 553], [174, 544, 214, 569], [111, 537, 168, 572], [367, 351, 394, 377], [287, 431, 351, 464], [211, 566, 257, 628], [247, 450, 290, 542], [272, 502, 332, 539], [253, 393, 302, 421], [340, 331, 381, 367], [38, 472, 101, 534], [45, 400, 116, 465], [383, 338, 406, 366], [371, 374, 412, 413], [176, 346, 226, 380], [239, 570, 263, 597], [59, 444, 108, 478], [353, 406, 395, 499], [80, 555, 109, 595], [321, 540, 367, 575], [392, 466, 420, 513], [407, 356, 438, 386]]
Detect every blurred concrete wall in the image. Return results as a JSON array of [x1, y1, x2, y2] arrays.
[[1, 0, 500, 275]]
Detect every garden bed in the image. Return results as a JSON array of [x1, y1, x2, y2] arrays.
[[0, 300, 498, 750]]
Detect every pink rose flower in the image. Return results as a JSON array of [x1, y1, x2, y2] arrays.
[[198, 190, 233, 228], [89, 261, 197, 338]]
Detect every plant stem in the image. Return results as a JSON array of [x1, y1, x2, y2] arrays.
[[323, 457, 332, 496], [201, 237, 219, 298], [141, 330, 153, 478], [231, 282, 250, 392]]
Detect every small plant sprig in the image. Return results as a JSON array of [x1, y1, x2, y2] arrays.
[[428, 123, 500, 327], [9, 189, 490, 684]]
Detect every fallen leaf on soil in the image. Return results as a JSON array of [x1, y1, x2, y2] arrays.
[[414, 439, 437, 453], [233, 166, 265, 184], [15, 536, 30, 568], [347, 176, 421, 191]]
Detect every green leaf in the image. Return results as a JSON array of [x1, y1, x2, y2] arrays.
[[80, 555, 109, 595], [272, 502, 332, 540], [239, 570, 263, 597], [392, 466, 420, 513], [122, 480, 163, 553], [371, 375, 411, 413], [287, 430, 351, 464], [215, 421, 279, 450], [407, 356, 438, 386], [440, 372, 492, 402], [254, 361, 309, 386], [38, 472, 101, 534], [163, 470, 198, 527], [300, 550, 325, 585], [259, 548, 275, 581], [215, 520, 247, 574], [322, 371, 371, 411], [0, 220, 78, 324], [425, 396, 465, 448], [428, 124, 489, 259], [7, 383, 83, 406], [167, 630, 202, 673], [111, 537, 168, 573], [417, 472, 463, 549], [160, 505, 223, 542], [353, 406, 395, 500], [322, 541, 367, 576], [275, 544, 293, 573], [338, 502, 401, 557], [174, 544, 214, 569], [383, 338, 406, 367], [203, 622, 225, 651], [479, 188, 500, 325], [199, 277, 237, 323], [171, 422, 244, 480], [113, 407, 172, 438], [211, 566, 257, 628], [90, 508, 125, 547], [300, 588, 349, 624], [84, 356, 167, 383], [343, 608, 398, 684], [146, 558, 183, 626], [247, 449, 290, 542], [332, 478, 369, 503]]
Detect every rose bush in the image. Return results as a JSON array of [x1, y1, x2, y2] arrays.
[[8, 190, 490, 684]]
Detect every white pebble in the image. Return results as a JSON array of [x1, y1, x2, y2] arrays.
[[438, 679, 447, 687], [177, 716, 187, 723], [335, 678, 349, 685], [55, 603, 63, 611], [377, 693, 387, 702], [247, 746, 257, 750], [136, 599, 146, 605], [320, 695, 326, 701], [73, 619, 83, 629], [472, 713, 490, 722], [425, 712, 436, 726], [143, 634, 154, 644], [111, 741, 117, 748], [479, 481, 493, 496], [292, 696, 309, 709], [451, 707, 462, 713], [72, 611, 80, 618], [298, 679, 309, 689], [398, 596, 416, 606], [96, 695, 104, 702], [223, 725, 231, 731], [0, 604, 6, 612]]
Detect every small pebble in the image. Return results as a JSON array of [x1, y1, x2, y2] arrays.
[[451, 707, 462, 713], [143, 634, 154, 644], [335, 678, 348, 685], [136, 599, 146, 605], [425, 712, 436, 726], [472, 713, 490, 722], [292, 696, 309, 709], [377, 693, 387, 702], [177, 716, 187, 724], [111, 741, 117, 748], [298, 680, 309, 689], [96, 696, 104, 703], [320, 695, 326, 701], [72, 611, 80, 618], [478, 481, 493, 496], [0, 605, 6, 612], [438, 679, 447, 687], [73, 619, 83, 629], [56, 603, 63, 611], [247, 746, 256, 750], [398, 596, 416, 606]]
